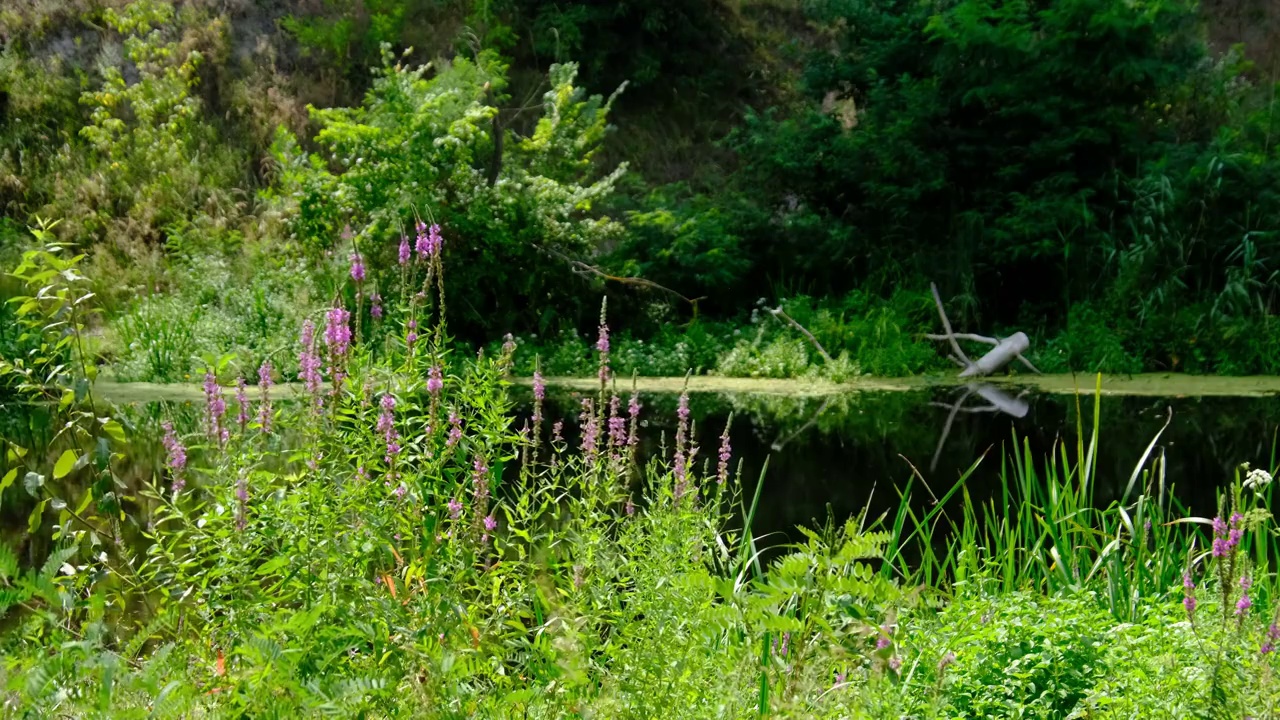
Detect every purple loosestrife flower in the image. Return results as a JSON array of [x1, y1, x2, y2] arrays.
[[257, 360, 274, 433], [377, 394, 400, 462], [532, 371, 545, 423], [428, 365, 443, 395], [203, 369, 228, 448], [608, 395, 626, 450], [370, 292, 383, 319], [1183, 572, 1197, 618], [717, 420, 732, 485], [447, 412, 463, 447], [324, 306, 352, 358], [596, 303, 610, 384], [447, 498, 463, 519], [484, 514, 497, 532], [1213, 537, 1228, 558], [673, 392, 690, 499], [1238, 593, 1253, 615], [236, 376, 250, 432], [427, 224, 443, 257], [473, 456, 486, 502], [162, 421, 187, 492], [350, 253, 365, 283], [889, 656, 902, 672], [415, 222, 429, 258], [625, 497, 635, 516], [399, 235, 411, 266], [1229, 528, 1243, 548], [626, 392, 641, 448], [299, 320, 323, 399], [1264, 624, 1280, 654], [579, 398, 599, 462], [1213, 516, 1228, 536]]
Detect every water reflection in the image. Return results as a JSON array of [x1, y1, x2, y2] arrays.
[[4, 385, 1279, 558], [929, 383, 1029, 471]]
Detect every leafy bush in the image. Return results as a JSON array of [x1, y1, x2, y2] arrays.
[[273, 49, 626, 342]]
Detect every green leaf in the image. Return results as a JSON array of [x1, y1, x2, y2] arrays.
[[256, 556, 289, 576], [28, 499, 47, 534], [103, 420, 127, 444], [53, 450, 77, 479], [23, 472, 44, 497], [75, 490, 94, 515], [0, 468, 16, 493]]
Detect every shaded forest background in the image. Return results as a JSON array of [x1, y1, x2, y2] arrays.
[[3, 0, 1280, 378]]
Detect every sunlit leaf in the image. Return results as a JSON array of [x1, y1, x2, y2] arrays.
[[53, 450, 78, 479]]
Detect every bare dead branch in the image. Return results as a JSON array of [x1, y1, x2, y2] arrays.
[[931, 283, 971, 366], [925, 332, 1000, 346], [1015, 354, 1043, 374], [768, 306, 835, 364], [536, 245, 704, 315]]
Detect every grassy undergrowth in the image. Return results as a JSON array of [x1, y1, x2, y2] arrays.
[[3, 240, 1280, 717]]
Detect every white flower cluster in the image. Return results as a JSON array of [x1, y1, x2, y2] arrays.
[[1244, 464, 1273, 492]]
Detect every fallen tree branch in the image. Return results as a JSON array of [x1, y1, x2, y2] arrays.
[[925, 332, 999, 346], [931, 283, 971, 366], [769, 306, 834, 365], [928, 283, 1042, 377], [536, 245, 705, 316]]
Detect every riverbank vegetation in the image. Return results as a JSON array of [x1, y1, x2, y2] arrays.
[[4, 226, 1280, 716], [2, 0, 1280, 380]]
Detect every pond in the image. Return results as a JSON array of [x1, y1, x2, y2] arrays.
[[3, 377, 1279, 564]]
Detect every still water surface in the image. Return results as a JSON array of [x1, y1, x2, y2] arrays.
[[3, 381, 1278, 558]]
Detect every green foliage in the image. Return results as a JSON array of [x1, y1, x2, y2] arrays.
[[107, 251, 318, 383], [274, 49, 626, 341], [10, 247, 1280, 716]]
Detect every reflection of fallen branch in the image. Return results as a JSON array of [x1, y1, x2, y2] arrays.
[[771, 395, 837, 452], [926, 283, 1042, 377], [930, 383, 1030, 472], [768, 306, 834, 365], [537, 245, 705, 316]]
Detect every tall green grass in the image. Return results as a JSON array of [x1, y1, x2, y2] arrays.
[[887, 374, 1280, 622]]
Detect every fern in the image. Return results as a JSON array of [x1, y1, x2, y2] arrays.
[[0, 542, 17, 582]]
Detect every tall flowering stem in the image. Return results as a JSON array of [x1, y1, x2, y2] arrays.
[[607, 395, 626, 463], [299, 319, 323, 407], [596, 298, 610, 390], [717, 414, 733, 485], [235, 376, 250, 434], [323, 306, 352, 393], [377, 394, 401, 467], [626, 389, 641, 456], [472, 455, 491, 533], [673, 391, 690, 502], [580, 398, 599, 470], [1211, 507, 1249, 627], [256, 360, 273, 434], [532, 367, 545, 463], [162, 421, 187, 494], [203, 369, 228, 449], [1183, 570, 1197, 621], [235, 471, 248, 531]]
